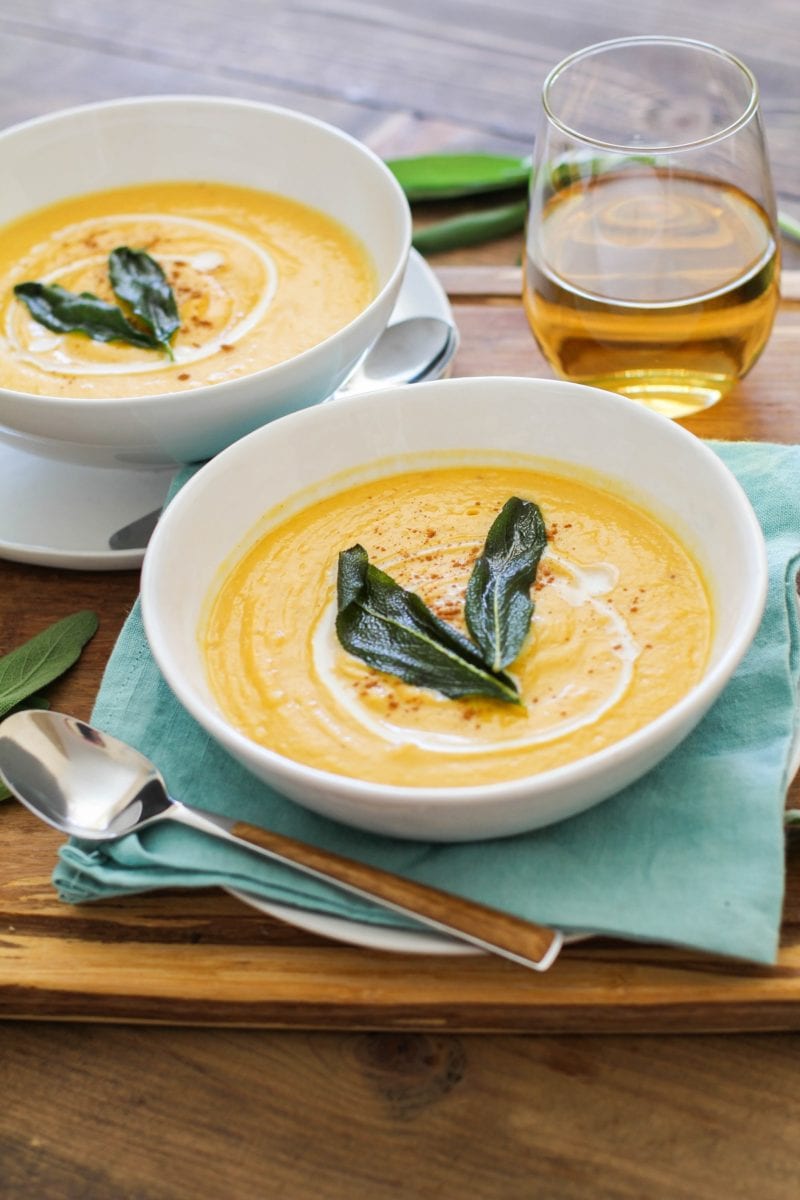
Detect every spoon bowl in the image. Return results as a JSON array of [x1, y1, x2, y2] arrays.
[[335, 316, 457, 396], [0, 710, 172, 838], [0, 708, 562, 971]]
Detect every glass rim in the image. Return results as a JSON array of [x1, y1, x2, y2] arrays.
[[541, 36, 760, 154]]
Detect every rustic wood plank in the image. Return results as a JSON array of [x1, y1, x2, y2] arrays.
[[2, 8, 800, 1197], [5, 936, 800, 1033], [1, 1020, 799, 1200], [3, 1, 797, 173]]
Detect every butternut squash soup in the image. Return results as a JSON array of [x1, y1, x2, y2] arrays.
[[202, 462, 713, 788], [0, 181, 375, 398]]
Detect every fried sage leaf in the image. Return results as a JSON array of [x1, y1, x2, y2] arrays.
[[465, 497, 547, 672], [109, 247, 180, 357], [0, 610, 98, 721], [336, 544, 520, 704], [14, 282, 161, 350]]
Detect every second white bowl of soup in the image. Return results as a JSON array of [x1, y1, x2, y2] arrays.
[[141, 376, 767, 841], [0, 95, 410, 466]]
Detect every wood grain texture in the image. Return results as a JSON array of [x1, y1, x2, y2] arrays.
[[2, 5, 800, 1198], [2, 1022, 799, 1200]]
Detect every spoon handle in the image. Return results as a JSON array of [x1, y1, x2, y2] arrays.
[[171, 804, 561, 970]]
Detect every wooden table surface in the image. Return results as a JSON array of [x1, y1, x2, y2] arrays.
[[3, 3, 800, 1198]]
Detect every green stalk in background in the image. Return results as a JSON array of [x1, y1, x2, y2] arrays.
[[386, 152, 532, 201], [779, 210, 800, 244], [412, 200, 527, 254], [387, 150, 800, 255]]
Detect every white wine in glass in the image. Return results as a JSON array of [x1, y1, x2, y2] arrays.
[[524, 38, 780, 418]]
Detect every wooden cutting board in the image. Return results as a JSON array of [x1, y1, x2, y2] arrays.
[[2, 266, 800, 1032]]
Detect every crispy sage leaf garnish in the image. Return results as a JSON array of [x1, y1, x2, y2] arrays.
[[465, 497, 547, 672], [14, 282, 161, 350], [336, 544, 520, 704], [14, 247, 180, 357], [0, 610, 98, 721], [109, 247, 180, 358]]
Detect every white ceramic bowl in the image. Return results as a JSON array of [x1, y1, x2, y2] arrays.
[[0, 95, 410, 467], [141, 376, 768, 841]]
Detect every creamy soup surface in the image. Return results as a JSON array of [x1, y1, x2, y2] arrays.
[[202, 462, 713, 789], [0, 181, 375, 398]]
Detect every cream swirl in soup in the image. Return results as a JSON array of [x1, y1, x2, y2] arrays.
[[202, 462, 713, 788], [0, 181, 375, 398]]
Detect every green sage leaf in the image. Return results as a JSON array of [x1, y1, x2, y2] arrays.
[[14, 282, 161, 350], [109, 247, 180, 357], [0, 611, 98, 720], [336, 545, 520, 704], [465, 498, 547, 672], [387, 152, 531, 201]]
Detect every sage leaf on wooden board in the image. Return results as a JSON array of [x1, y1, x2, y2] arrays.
[[386, 152, 531, 201], [109, 247, 180, 358], [14, 282, 162, 351], [336, 544, 520, 704], [465, 498, 547, 672], [0, 610, 98, 721]]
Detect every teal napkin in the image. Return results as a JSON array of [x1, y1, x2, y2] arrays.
[[54, 442, 800, 964]]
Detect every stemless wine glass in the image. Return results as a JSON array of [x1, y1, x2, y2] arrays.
[[523, 37, 780, 418]]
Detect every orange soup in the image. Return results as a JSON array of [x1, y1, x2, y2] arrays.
[[202, 463, 713, 788], [0, 181, 375, 398]]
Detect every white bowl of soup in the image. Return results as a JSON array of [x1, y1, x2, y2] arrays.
[[0, 95, 410, 466], [141, 376, 767, 841]]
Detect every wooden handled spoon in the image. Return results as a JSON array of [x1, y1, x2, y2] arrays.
[[0, 709, 562, 971]]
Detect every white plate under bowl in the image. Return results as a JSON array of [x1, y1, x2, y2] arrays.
[[227, 887, 479, 955], [227, 888, 581, 960], [0, 249, 453, 571]]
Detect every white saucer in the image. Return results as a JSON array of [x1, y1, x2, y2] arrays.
[[226, 886, 572, 964], [227, 887, 478, 956], [0, 249, 454, 571]]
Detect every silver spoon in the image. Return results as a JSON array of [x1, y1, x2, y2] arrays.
[[108, 317, 458, 552], [333, 315, 457, 396], [0, 709, 561, 971]]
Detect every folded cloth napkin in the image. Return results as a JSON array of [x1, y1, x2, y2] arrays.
[[54, 442, 800, 964]]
